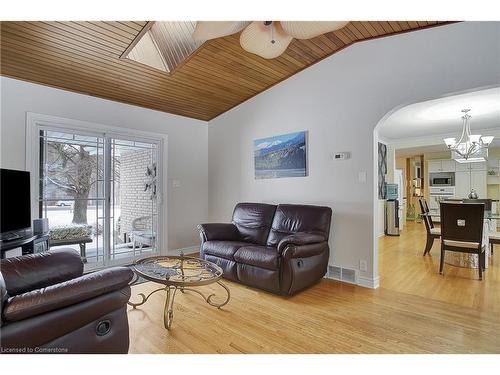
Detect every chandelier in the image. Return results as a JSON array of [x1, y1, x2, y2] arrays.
[[443, 109, 494, 163]]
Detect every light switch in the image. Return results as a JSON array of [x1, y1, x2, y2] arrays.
[[172, 179, 181, 188], [358, 171, 367, 183]]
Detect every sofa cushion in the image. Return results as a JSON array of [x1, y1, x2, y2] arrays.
[[204, 255, 238, 281], [234, 245, 280, 270], [267, 204, 332, 247], [202, 241, 249, 261], [236, 263, 280, 293], [232, 203, 277, 245]]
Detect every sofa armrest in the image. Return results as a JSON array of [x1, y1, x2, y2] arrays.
[[197, 223, 240, 242], [1, 288, 131, 351], [3, 267, 133, 323], [277, 232, 326, 253], [1, 247, 84, 296], [0, 272, 7, 327], [281, 242, 329, 259]]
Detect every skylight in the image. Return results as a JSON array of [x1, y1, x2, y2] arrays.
[[124, 21, 203, 74]]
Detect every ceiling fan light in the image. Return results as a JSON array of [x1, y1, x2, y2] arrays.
[[192, 21, 250, 42], [280, 21, 349, 39], [240, 21, 293, 59]]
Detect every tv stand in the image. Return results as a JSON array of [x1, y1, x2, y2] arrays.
[[0, 231, 50, 259], [1, 232, 23, 241]]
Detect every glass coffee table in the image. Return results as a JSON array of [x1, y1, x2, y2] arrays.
[[128, 253, 230, 330]]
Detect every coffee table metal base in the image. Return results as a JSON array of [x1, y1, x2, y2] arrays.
[[128, 281, 230, 330]]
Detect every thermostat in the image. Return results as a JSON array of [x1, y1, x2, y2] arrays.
[[331, 152, 350, 160]]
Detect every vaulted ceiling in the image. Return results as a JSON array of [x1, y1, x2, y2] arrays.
[[0, 21, 452, 121]]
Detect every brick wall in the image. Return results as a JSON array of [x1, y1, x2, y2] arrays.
[[119, 148, 156, 239]]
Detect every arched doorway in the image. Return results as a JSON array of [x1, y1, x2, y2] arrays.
[[372, 86, 500, 303]]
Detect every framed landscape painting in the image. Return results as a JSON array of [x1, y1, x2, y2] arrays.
[[254, 131, 307, 179]]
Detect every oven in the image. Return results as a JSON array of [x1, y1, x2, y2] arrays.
[[429, 186, 456, 222]]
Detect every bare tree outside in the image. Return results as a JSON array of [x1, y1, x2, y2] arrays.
[[46, 142, 102, 224]]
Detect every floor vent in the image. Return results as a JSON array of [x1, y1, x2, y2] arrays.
[[327, 265, 357, 285]]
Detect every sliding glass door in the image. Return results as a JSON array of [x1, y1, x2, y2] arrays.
[[109, 138, 159, 263], [39, 128, 160, 268]]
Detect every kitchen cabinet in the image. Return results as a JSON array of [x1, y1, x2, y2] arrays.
[[455, 171, 470, 198], [456, 161, 486, 171], [427, 159, 456, 172], [471, 170, 487, 198], [455, 162, 469, 172], [428, 160, 442, 173], [470, 162, 487, 171], [441, 159, 456, 172], [455, 169, 487, 198]]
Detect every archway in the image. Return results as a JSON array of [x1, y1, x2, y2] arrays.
[[372, 85, 500, 296]]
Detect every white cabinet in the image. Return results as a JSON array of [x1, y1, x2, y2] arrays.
[[454, 169, 487, 198], [455, 171, 470, 198], [441, 159, 456, 172], [456, 161, 486, 171], [470, 162, 487, 171], [471, 170, 487, 198], [428, 160, 442, 173], [428, 159, 488, 198], [455, 162, 469, 172], [428, 159, 456, 172]]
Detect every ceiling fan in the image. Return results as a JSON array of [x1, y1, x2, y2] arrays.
[[192, 21, 349, 59]]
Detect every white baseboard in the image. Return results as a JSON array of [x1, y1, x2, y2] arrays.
[[358, 276, 380, 289], [167, 245, 199, 256]]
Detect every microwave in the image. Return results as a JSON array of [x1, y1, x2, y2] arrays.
[[432, 177, 453, 186]]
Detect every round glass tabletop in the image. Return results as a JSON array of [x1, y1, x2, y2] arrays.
[[133, 255, 223, 287]]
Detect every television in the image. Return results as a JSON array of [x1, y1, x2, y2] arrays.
[[0, 168, 31, 237]]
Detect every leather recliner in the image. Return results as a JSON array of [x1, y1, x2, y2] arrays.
[[198, 203, 332, 295], [0, 248, 133, 354]]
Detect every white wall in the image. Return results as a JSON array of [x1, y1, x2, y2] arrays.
[[0, 77, 208, 251], [207, 22, 500, 286]]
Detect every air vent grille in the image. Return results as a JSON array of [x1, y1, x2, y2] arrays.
[[328, 265, 342, 280], [327, 265, 358, 285]]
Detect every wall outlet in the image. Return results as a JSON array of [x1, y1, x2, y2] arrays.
[[359, 259, 368, 272]]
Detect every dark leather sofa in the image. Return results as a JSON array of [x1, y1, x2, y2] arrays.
[[198, 203, 332, 295], [0, 248, 133, 353]]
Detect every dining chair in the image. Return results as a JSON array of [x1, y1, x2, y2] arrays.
[[490, 232, 500, 255], [419, 198, 440, 256], [439, 202, 485, 280], [463, 199, 492, 211], [423, 199, 430, 213]]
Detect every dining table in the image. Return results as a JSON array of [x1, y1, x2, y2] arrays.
[[421, 211, 499, 269]]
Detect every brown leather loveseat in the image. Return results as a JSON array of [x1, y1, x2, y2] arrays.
[[198, 203, 332, 295], [0, 248, 133, 353]]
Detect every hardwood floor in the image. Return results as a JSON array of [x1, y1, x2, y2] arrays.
[[380, 221, 500, 313], [128, 221, 500, 353]]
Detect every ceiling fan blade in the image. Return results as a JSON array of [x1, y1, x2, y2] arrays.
[[280, 21, 349, 39], [192, 21, 250, 42], [240, 21, 293, 59]]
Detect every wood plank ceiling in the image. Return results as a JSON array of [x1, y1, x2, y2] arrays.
[[0, 21, 452, 121]]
